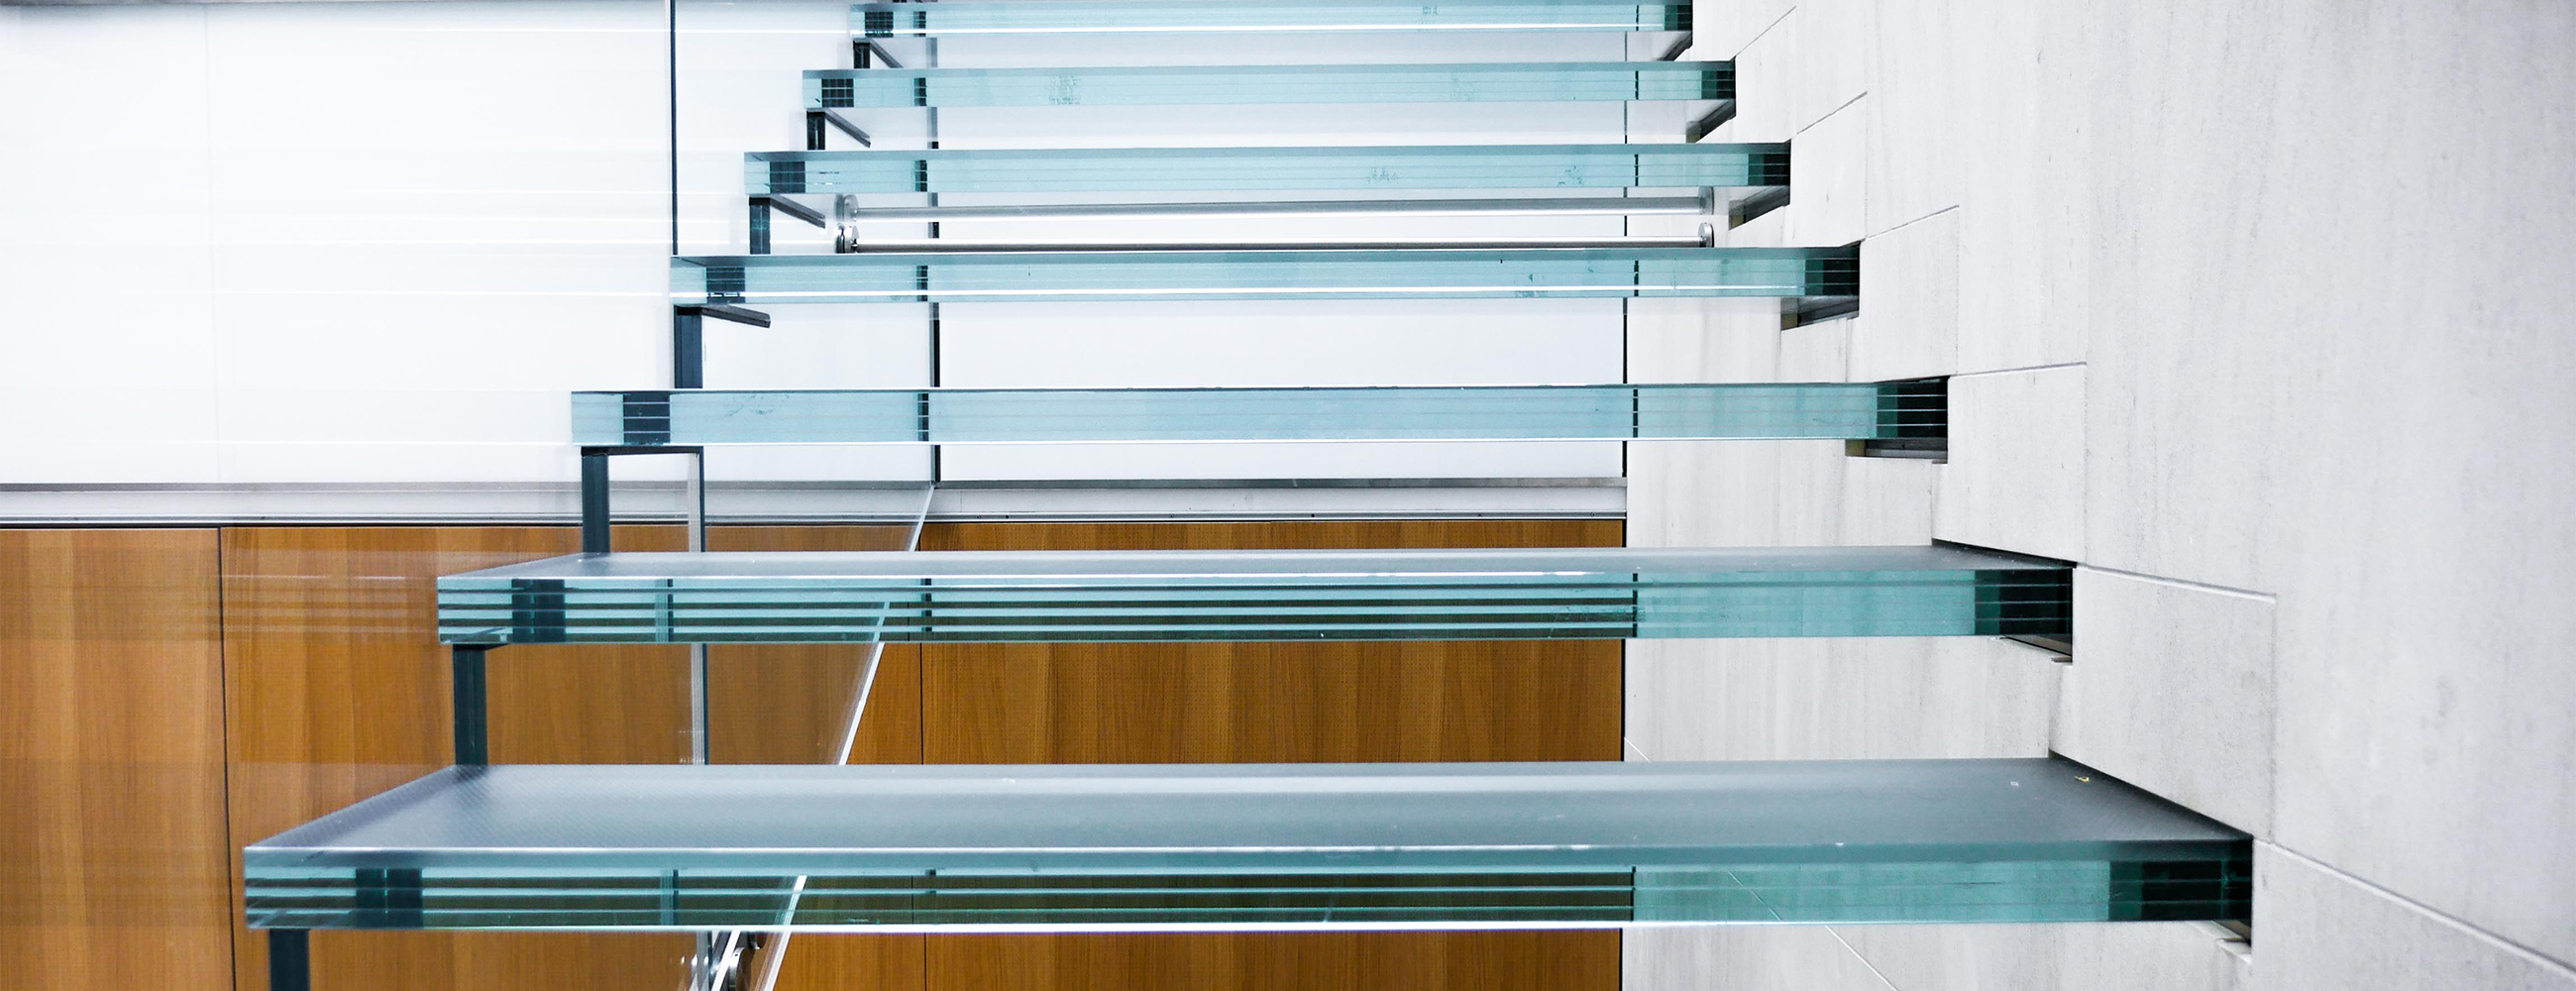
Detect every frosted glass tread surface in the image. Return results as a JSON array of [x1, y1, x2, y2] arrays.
[[805, 61, 1730, 109], [745, 143, 1789, 195], [849, 0, 1691, 37], [243, 760, 2251, 931], [442, 545, 2045, 581], [433, 546, 2071, 644], [571, 383, 1942, 446], [251, 760, 2242, 866], [670, 247, 1857, 304]]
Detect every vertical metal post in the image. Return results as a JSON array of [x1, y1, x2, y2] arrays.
[[268, 930, 311, 991], [686, 450, 706, 552], [580, 452, 611, 555], [673, 309, 705, 389], [686, 449, 709, 766], [452, 645, 489, 766]]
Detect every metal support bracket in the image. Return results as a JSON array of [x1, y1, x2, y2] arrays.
[[668, 304, 769, 404], [676, 303, 773, 328], [1729, 186, 1790, 227], [452, 645, 490, 765], [763, 195, 828, 229], [1684, 101, 1738, 143], [575, 444, 709, 554], [852, 39, 903, 68], [748, 196, 827, 255], [805, 108, 873, 151], [268, 930, 311, 991]]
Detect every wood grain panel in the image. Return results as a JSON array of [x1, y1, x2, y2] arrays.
[[0, 529, 232, 991], [708, 525, 921, 767], [221, 525, 695, 991], [919, 519, 1626, 555], [917, 519, 1625, 766], [928, 931, 1621, 991], [920, 637, 1619, 764], [858, 520, 1618, 991]]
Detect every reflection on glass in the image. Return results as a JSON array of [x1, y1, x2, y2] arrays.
[[805, 62, 1729, 109], [245, 758, 2252, 931], [434, 545, 2069, 645], [746, 143, 1787, 196], [670, 247, 1857, 304], [849, 0, 1690, 37], [569, 383, 1940, 446]]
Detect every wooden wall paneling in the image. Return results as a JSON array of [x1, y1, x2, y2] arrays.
[[220, 525, 695, 991], [894, 520, 1624, 991], [917, 519, 1628, 555], [917, 519, 1625, 766], [706, 525, 922, 767], [928, 931, 1622, 991], [0, 529, 233, 991], [919, 638, 1621, 765]]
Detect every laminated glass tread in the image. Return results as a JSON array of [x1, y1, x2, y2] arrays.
[[849, 0, 1691, 38], [805, 61, 1731, 110], [670, 247, 1856, 305], [244, 758, 2251, 931], [434, 545, 2069, 644], [572, 383, 1943, 447], [746, 143, 1787, 197]]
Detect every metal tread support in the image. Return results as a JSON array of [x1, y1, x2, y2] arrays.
[[748, 196, 829, 255], [578, 444, 710, 553], [1684, 101, 1737, 143], [805, 108, 873, 151], [851, 39, 902, 69], [451, 645, 489, 765], [268, 929, 309, 991]]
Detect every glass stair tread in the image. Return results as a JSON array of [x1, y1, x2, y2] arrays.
[[848, 0, 1691, 38], [805, 61, 1731, 109], [243, 758, 2251, 931], [745, 143, 1788, 196], [572, 383, 1942, 446], [434, 545, 2069, 644], [669, 247, 1856, 305]]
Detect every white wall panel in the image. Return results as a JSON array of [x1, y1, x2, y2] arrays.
[[2062, 568, 2276, 835], [1848, 206, 1956, 382], [0, 5, 221, 483], [1631, 0, 2576, 987], [7, 0, 1646, 490], [1935, 364, 2082, 560], [1782, 95, 1865, 247], [2259, 846, 2576, 991]]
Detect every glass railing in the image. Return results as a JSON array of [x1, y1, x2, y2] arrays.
[[245, 758, 2251, 931], [849, 0, 1690, 38], [745, 143, 1787, 197], [670, 247, 1856, 305], [805, 61, 1729, 109], [434, 545, 2068, 645], [570, 383, 1941, 446]]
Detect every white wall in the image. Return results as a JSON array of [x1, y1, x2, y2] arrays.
[[0, 0, 1641, 500], [1627, 1, 2576, 989]]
